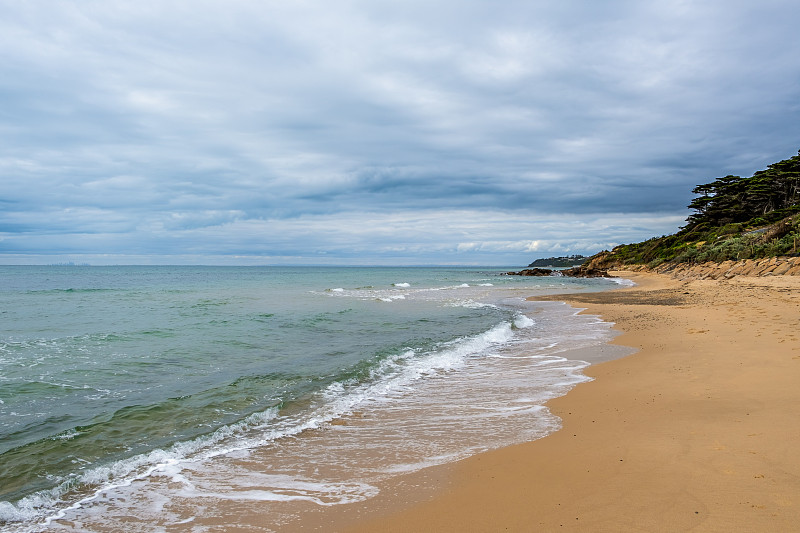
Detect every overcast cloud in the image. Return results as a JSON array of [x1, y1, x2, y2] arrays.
[[1, 0, 798, 265]]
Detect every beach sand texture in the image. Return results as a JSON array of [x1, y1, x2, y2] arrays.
[[331, 271, 800, 532]]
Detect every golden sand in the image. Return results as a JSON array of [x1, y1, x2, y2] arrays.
[[329, 271, 800, 532]]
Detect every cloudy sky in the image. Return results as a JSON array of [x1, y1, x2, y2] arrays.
[[1, 1, 798, 265]]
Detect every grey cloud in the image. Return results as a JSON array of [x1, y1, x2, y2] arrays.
[[1, 0, 799, 264]]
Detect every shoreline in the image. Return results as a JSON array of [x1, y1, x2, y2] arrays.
[[321, 270, 800, 532]]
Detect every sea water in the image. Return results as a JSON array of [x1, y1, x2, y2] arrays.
[[0, 266, 631, 532]]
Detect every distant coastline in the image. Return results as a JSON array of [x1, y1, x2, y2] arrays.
[[526, 255, 587, 268]]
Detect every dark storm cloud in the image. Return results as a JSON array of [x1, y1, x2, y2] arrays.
[[0, 0, 798, 264]]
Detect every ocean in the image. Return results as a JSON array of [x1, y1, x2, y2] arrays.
[[0, 266, 631, 532]]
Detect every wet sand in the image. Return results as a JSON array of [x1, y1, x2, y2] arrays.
[[328, 271, 800, 532]]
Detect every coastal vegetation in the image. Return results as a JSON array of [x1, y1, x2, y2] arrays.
[[586, 150, 800, 270]]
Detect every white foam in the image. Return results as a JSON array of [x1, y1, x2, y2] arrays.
[[392, 282, 410, 288], [378, 294, 407, 302], [379, 452, 465, 474], [445, 299, 498, 310], [513, 315, 535, 329], [299, 323, 519, 432], [50, 429, 80, 441], [0, 406, 283, 527], [181, 476, 379, 506], [0, 499, 41, 525]]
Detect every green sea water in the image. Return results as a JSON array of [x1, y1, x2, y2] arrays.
[[0, 266, 627, 531]]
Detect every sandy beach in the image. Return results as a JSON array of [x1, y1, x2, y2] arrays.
[[322, 271, 800, 532]]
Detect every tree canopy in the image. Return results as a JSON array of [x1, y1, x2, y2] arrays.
[[582, 149, 800, 268], [685, 150, 800, 228]]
